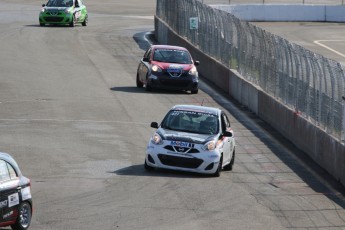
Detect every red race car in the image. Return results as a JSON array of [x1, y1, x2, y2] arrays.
[[136, 45, 200, 94]]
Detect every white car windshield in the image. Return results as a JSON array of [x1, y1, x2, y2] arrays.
[[161, 110, 219, 135]]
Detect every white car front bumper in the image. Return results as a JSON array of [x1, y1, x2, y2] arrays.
[[145, 141, 221, 175]]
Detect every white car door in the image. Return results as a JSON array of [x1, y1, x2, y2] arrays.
[[221, 113, 233, 166]]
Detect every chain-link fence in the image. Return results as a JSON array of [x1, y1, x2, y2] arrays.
[[156, 0, 345, 141]]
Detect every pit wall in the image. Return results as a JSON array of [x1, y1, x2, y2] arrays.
[[211, 4, 345, 22], [155, 16, 345, 186]]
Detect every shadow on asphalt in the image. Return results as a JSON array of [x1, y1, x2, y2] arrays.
[[24, 24, 42, 27], [110, 164, 227, 179], [24, 24, 83, 28], [110, 86, 190, 95], [110, 86, 148, 94]]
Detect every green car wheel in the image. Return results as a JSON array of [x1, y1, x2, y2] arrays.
[[82, 14, 88, 26]]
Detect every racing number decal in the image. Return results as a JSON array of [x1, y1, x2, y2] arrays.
[[8, 193, 19, 208], [75, 11, 81, 20]]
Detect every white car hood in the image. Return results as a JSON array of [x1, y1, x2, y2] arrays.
[[158, 128, 217, 144]]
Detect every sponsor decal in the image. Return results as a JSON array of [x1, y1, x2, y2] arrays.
[[171, 110, 215, 117], [3, 210, 13, 219], [170, 141, 192, 148], [21, 187, 32, 201], [208, 155, 218, 158], [8, 193, 19, 208], [75, 11, 81, 19], [167, 65, 183, 77], [168, 64, 182, 69], [0, 200, 8, 208]]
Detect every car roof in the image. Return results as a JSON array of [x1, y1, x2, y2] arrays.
[[0, 152, 22, 175], [170, 104, 221, 116], [151, 45, 188, 51]]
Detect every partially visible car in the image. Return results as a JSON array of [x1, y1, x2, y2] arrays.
[[145, 105, 235, 177], [0, 152, 32, 230], [136, 45, 200, 94], [39, 0, 88, 27]]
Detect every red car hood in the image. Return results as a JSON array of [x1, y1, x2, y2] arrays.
[[151, 61, 193, 71]]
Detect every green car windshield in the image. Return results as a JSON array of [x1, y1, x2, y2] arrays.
[[46, 0, 73, 7]]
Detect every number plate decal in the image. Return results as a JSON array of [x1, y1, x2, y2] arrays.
[[170, 141, 191, 147]]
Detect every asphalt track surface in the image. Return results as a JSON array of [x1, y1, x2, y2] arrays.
[[252, 22, 345, 65], [0, 0, 344, 229]]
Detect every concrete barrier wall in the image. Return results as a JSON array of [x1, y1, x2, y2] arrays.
[[230, 70, 259, 115], [211, 4, 345, 22], [258, 91, 345, 184], [155, 16, 345, 186], [326, 6, 345, 22]]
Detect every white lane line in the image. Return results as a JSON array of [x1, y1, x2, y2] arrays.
[[314, 40, 345, 58], [0, 118, 148, 125], [89, 13, 154, 20]]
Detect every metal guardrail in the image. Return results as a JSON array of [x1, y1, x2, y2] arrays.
[[199, 0, 345, 4], [156, 0, 345, 142]]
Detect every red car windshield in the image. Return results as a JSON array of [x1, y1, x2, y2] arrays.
[[153, 49, 192, 64]]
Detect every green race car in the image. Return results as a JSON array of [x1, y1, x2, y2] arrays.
[[39, 0, 88, 27]]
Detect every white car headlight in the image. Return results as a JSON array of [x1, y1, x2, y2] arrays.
[[188, 66, 198, 76], [151, 133, 163, 145], [41, 8, 46, 12], [151, 65, 162, 72], [202, 140, 216, 151]]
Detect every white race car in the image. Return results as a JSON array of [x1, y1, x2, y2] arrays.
[[145, 105, 235, 177]]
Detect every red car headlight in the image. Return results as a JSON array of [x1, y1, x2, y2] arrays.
[[188, 66, 198, 75], [152, 65, 162, 72]]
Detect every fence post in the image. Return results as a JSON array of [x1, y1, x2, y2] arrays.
[[343, 96, 345, 142]]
